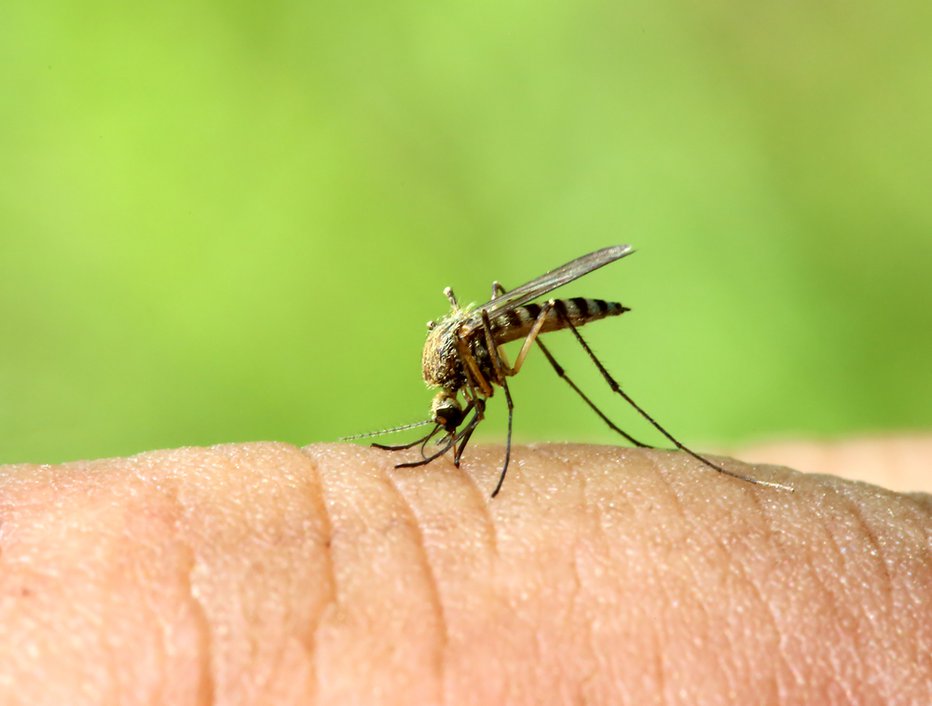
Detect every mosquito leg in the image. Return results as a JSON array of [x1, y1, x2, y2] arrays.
[[508, 300, 555, 375], [533, 338, 650, 448], [488, 280, 528, 373], [556, 310, 793, 491], [395, 433, 457, 468], [489, 378, 515, 498], [495, 284, 650, 448], [445, 399, 477, 464], [480, 310, 516, 497], [456, 332, 495, 398], [452, 426, 476, 467], [421, 426, 446, 458], [453, 398, 485, 466], [372, 425, 441, 451]]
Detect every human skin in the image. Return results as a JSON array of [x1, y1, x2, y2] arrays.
[[0, 442, 929, 706]]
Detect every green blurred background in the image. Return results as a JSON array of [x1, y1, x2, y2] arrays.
[[2, 1, 930, 465]]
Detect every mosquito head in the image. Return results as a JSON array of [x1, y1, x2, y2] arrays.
[[430, 390, 464, 433]]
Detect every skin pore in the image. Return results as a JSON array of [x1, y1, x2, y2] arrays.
[[0, 441, 929, 706]]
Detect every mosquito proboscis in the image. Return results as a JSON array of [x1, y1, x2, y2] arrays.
[[352, 245, 793, 497]]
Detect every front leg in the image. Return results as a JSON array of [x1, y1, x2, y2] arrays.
[[480, 309, 517, 497], [455, 334, 494, 399], [508, 299, 556, 376]]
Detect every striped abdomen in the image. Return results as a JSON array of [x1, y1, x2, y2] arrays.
[[490, 297, 628, 345]]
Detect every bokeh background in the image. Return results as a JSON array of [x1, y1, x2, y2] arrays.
[[2, 1, 930, 465]]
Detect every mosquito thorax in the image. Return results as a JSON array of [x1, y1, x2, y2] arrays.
[[422, 309, 470, 389]]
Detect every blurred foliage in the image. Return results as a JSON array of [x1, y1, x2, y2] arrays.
[[1, 0, 930, 464]]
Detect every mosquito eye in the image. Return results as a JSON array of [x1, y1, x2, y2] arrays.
[[438, 415, 457, 431], [436, 405, 464, 432]]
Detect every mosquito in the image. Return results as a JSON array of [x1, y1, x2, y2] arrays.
[[351, 245, 793, 497]]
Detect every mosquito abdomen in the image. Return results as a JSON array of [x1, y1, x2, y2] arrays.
[[491, 297, 628, 344]]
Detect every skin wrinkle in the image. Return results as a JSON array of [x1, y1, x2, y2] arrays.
[[383, 474, 448, 706], [652, 631, 669, 706], [566, 451, 621, 694], [177, 538, 215, 706], [577, 656, 601, 706], [897, 494, 932, 681], [175, 486, 216, 706], [296, 449, 336, 706], [125, 455, 215, 706], [641, 451, 794, 704], [113, 465, 168, 706], [642, 451, 688, 524], [736, 465, 768, 520], [710, 604, 742, 706], [721, 478, 795, 701], [268, 443, 339, 704], [621, 457, 669, 695], [537, 447, 589, 667], [812, 490, 905, 704], [811, 491, 883, 698], [835, 492, 895, 695], [534, 448, 590, 607], [756, 499, 828, 702], [735, 553, 789, 703], [561, 449, 623, 704], [639, 452, 713, 608], [625, 451, 706, 703], [831, 648, 862, 706], [798, 515, 851, 693], [305, 444, 464, 705], [760, 543, 808, 696], [192, 449, 249, 704], [158, 443, 330, 705], [137, 530, 173, 706], [847, 490, 927, 704], [214, 449, 270, 697], [841, 490, 895, 615], [448, 458, 499, 558]]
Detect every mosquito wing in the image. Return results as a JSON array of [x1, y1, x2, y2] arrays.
[[464, 244, 635, 329]]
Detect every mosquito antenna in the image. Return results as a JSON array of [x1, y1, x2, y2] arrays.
[[561, 316, 794, 492], [340, 419, 433, 442]]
